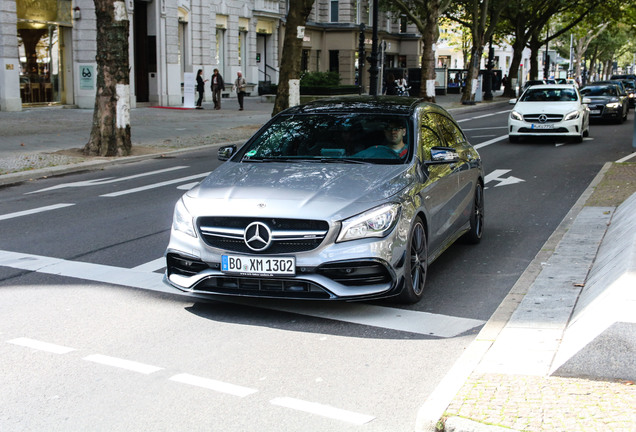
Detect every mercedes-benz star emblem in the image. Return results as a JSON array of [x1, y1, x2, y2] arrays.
[[244, 222, 272, 251], [538, 114, 548, 123]]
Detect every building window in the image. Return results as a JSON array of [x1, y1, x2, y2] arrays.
[[301, 49, 309, 72], [400, 15, 407, 33], [330, 0, 338, 22], [329, 50, 339, 73], [316, 50, 321, 71]]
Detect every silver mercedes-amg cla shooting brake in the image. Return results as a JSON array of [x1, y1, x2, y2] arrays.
[[164, 96, 484, 304]]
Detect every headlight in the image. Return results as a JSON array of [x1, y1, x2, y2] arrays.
[[510, 110, 523, 121], [173, 197, 197, 237], [564, 110, 580, 121], [337, 203, 401, 242], [606, 102, 620, 109]]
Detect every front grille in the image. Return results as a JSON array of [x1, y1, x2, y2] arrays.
[[167, 253, 210, 276], [197, 217, 330, 254], [518, 127, 569, 133], [523, 114, 563, 123], [194, 276, 331, 299]]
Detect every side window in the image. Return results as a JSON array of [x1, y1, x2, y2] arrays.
[[420, 113, 443, 160], [432, 113, 466, 149]]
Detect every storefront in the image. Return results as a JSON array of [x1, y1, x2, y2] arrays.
[[16, 0, 73, 106]]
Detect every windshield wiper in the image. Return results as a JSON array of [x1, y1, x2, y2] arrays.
[[303, 158, 372, 165]]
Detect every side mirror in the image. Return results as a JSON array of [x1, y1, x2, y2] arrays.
[[218, 145, 237, 161], [582, 97, 592, 104], [509, 98, 517, 105], [428, 146, 460, 164]]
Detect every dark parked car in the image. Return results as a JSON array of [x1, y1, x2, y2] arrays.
[[164, 96, 485, 304], [579, 83, 629, 123], [620, 79, 635, 107]]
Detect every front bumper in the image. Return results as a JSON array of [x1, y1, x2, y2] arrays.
[[508, 117, 582, 138], [164, 252, 403, 300]]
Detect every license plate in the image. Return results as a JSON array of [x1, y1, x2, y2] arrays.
[[590, 110, 601, 115], [530, 123, 554, 129], [221, 255, 295, 276]]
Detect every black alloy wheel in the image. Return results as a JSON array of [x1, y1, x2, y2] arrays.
[[463, 182, 484, 244], [398, 217, 427, 304]]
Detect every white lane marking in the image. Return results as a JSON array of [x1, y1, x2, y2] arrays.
[[617, 151, 636, 163], [271, 397, 375, 425], [177, 182, 200, 190], [170, 373, 258, 397], [456, 110, 510, 123], [230, 299, 484, 338], [484, 169, 525, 187], [28, 167, 189, 194], [462, 126, 508, 131], [0, 203, 75, 221], [83, 354, 163, 374], [100, 172, 210, 197], [0, 250, 484, 337], [8, 337, 76, 354], [0, 250, 173, 294], [474, 135, 508, 149], [132, 257, 166, 272]]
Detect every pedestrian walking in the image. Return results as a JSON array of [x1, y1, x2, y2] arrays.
[[195, 69, 207, 109], [211, 68, 225, 110], [233, 71, 247, 110]]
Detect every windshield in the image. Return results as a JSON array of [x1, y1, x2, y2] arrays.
[[520, 88, 578, 102], [580, 86, 616, 97], [237, 113, 412, 164]]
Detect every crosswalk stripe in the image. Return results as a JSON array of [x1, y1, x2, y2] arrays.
[[0, 250, 485, 337]]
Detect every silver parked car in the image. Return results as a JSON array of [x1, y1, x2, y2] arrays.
[[164, 96, 484, 304]]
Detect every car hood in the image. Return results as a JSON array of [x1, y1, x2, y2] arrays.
[[513, 101, 581, 114], [184, 161, 414, 220], [584, 96, 618, 104]]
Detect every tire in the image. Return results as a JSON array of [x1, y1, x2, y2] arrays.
[[397, 217, 428, 304], [583, 127, 589, 138], [463, 182, 484, 244], [508, 135, 519, 143], [573, 133, 583, 144]]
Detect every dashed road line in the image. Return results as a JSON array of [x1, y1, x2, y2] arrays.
[[8, 337, 75, 354], [83, 354, 164, 374], [169, 373, 258, 397], [0, 203, 75, 221], [271, 397, 375, 425], [100, 172, 210, 197]]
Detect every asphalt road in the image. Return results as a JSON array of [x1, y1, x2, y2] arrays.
[[1, 106, 635, 432]]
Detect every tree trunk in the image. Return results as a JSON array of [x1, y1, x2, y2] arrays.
[[419, 0, 439, 102], [84, 0, 131, 157], [272, 1, 314, 116], [503, 40, 524, 98]]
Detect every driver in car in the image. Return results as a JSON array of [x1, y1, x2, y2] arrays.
[[354, 120, 408, 159]]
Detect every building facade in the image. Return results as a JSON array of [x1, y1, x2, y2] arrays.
[[1, 0, 445, 112]]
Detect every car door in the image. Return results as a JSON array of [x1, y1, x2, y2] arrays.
[[430, 112, 477, 238], [417, 112, 462, 258]]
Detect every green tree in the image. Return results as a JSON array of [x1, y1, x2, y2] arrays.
[[84, 0, 131, 157]]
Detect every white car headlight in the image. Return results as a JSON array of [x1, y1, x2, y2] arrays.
[[337, 203, 401, 242], [606, 102, 620, 109], [173, 197, 197, 237], [564, 110, 580, 121], [510, 110, 523, 121]]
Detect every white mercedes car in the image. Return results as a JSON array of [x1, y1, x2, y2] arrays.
[[508, 84, 590, 143]]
